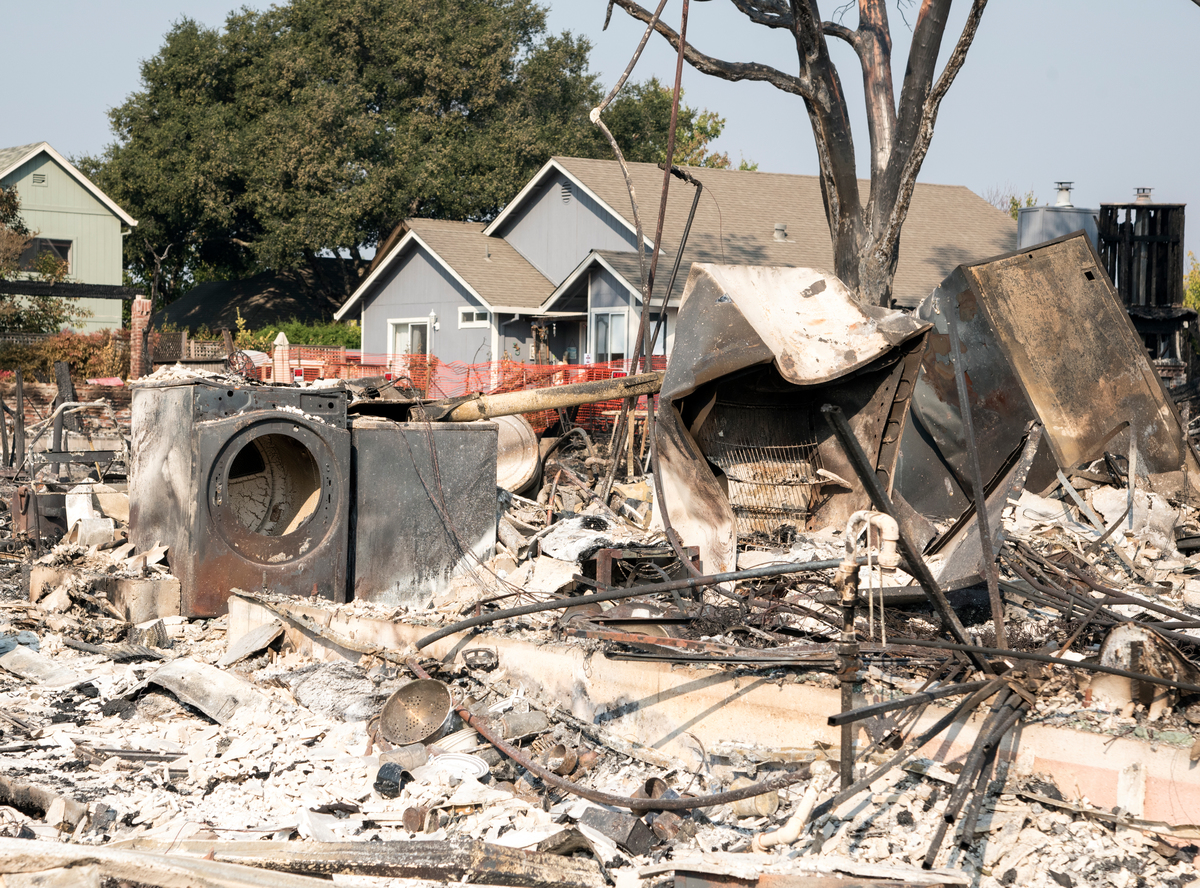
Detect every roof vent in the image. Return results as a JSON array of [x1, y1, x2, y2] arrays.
[[1054, 181, 1073, 207], [561, 182, 572, 204], [31, 173, 47, 186], [773, 222, 788, 241], [1135, 187, 1153, 204]]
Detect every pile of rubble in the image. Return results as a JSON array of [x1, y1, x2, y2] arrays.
[[4, 238, 1200, 887]]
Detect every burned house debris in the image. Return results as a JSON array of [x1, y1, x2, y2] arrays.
[[1097, 193, 1193, 390], [3, 234, 1200, 888]]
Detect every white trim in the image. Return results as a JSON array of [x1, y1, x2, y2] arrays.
[[334, 229, 496, 321], [458, 307, 491, 329], [482, 158, 652, 251], [538, 251, 647, 313], [386, 316, 433, 359], [589, 307, 632, 363], [0, 142, 137, 227]]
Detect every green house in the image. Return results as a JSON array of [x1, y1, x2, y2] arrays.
[[0, 142, 137, 332]]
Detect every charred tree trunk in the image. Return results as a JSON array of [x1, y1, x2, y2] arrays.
[[611, 0, 989, 307]]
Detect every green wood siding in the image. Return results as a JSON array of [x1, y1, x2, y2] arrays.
[[1, 153, 128, 332]]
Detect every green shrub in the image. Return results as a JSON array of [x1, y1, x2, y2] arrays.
[[166, 311, 361, 351], [0, 330, 130, 382]]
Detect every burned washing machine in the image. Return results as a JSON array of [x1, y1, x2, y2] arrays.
[[130, 380, 351, 617]]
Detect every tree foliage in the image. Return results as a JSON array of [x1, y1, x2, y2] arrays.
[[983, 183, 1037, 221], [1185, 251, 1200, 313], [80, 0, 738, 307], [601, 77, 754, 169]]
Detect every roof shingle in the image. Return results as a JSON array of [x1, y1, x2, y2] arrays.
[[551, 157, 1016, 307], [405, 219, 552, 310]]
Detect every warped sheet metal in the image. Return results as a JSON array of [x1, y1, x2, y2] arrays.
[[899, 233, 1200, 521], [960, 234, 1200, 494], [655, 264, 929, 573]]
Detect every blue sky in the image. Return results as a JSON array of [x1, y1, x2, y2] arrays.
[[8, 1, 1200, 259]]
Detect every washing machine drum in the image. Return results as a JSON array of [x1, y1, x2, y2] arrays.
[[195, 414, 350, 608]]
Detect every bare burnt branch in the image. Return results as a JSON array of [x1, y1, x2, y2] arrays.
[[610, 0, 811, 96], [821, 21, 860, 50], [880, 0, 988, 263], [730, 0, 795, 29]]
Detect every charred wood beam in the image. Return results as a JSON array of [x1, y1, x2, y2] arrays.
[[110, 839, 606, 888]]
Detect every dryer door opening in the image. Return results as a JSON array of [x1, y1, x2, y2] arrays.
[[204, 417, 346, 569], [226, 433, 321, 537]]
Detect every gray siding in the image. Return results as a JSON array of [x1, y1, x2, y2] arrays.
[[498, 173, 638, 285], [591, 266, 636, 309], [498, 315, 534, 361], [1018, 206, 1099, 250], [361, 246, 493, 365]]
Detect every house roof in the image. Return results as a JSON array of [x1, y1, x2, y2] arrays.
[[334, 218, 553, 320], [512, 157, 1016, 309], [0, 142, 138, 228], [156, 259, 359, 332]]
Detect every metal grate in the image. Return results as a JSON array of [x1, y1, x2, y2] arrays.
[[696, 397, 824, 537], [703, 439, 822, 535]]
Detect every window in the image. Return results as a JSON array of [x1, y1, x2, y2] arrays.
[[648, 311, 670, 356], [591, 310, 627, 363], [19, 238, 71, 274], [458, 308, 490, 328], [1143, 332, 1179, 363], [388, 319, 430, 357]]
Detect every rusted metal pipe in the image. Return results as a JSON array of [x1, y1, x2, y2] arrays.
[[444, 372, 663, 422], [827, 680, 994, 727], [834, 557, 861, 791], [821, 405, 988, 673], [414, 555, 855, 650], [899, 637, 1200, 695], [811, 678, 1006, 823], [946, 294, 1008, 649], [406, 658, 807, 811]]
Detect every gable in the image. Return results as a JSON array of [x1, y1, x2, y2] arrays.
[[492, 168, 637, 285], [3, 153, 114, 219], [0, 143, 136, 226]]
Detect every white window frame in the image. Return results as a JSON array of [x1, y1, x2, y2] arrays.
[[458, 307, 491, 329], [589, 308, 631, 364], [386, 316, 433, 359]]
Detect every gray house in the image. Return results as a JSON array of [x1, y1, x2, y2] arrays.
[[336, 157, 1018, 368]]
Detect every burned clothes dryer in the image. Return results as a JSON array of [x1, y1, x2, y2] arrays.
[[129, 380, 350, 617]]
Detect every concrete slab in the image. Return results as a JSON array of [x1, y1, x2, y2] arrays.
[[113, 577, 181, 623], [226, 596, 1200, 825]]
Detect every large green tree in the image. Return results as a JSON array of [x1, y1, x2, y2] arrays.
[[81, 0, 736, 307]]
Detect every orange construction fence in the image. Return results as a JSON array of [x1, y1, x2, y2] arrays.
[[254, 351, 666, 434]]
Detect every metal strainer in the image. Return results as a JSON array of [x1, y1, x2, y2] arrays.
[[380, 679, 454, 746]]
